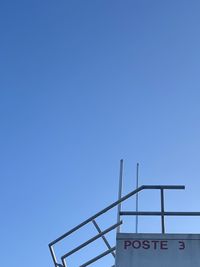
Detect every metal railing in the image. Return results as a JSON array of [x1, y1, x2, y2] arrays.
[[49, 184, 200, 267]]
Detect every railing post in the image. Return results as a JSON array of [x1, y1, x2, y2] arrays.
[[160, 189, 165, 234]]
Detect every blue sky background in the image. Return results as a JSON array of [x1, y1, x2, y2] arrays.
[[1, 0, 200, 266]]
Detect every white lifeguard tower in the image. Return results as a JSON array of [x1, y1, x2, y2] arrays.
[[49, 160, 200, 267]]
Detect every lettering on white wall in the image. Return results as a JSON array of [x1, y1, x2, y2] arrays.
[[124, 240, 186, 250]]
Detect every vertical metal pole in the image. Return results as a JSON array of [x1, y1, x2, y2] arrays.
[[117, 159, 123, 234], [135, 163, 139, 233], [160, 189, 165, 234]]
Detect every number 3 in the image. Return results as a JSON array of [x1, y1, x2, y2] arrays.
[[179, 241, 185, 250]]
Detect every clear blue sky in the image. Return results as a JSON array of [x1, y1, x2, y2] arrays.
[[1, 0, 200, 266]]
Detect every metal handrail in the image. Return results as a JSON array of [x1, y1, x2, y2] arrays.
[[49, 185, 186, 267], [49, 185, 184, 246], [120, 211, 200, 216]]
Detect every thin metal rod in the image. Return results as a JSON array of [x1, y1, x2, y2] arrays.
[[61, 221, 122, 260], [80, 247, 116, 267], [49, 185, 185, 246], [117, 159, 123, 234], [135, 163, 139, 233], [92, 220, 115, 258], [161, 189, 165, 234], [141, 185, 185, 190], [49, 245, 59, 267], [120, 211, 200, 216]]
